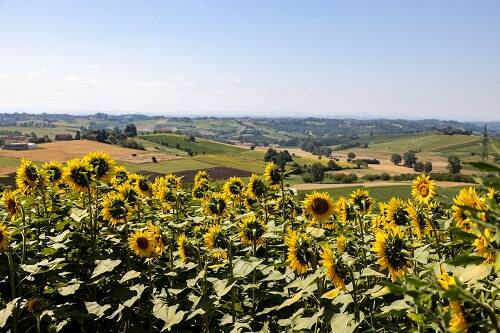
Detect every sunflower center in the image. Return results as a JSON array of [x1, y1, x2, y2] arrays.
[[419, 185, 429, 197], [25, 165, 39, 182], [252, 179, 266, 197], [394, 207, 409, 225], [110, 200, 127, 219], [209, 198, 226, 215], [385, 237, 407, 269], [136, 237, 149, 250], [244, 221, 265, 241], [48, 167, 62, 181], [269, 169, 281, 184], [138, 179, 150, 192], [311, 198, 329, 215], [71, 167, 90, 187], [90, 158, 110, 178], [296, 241, 313, 265], [115, 172, 128, 185], [229, 182, 242, 195]]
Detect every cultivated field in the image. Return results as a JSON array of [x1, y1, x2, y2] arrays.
[[0, 140, 180, 167]]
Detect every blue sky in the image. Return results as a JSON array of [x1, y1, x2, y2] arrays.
[[0, 0, 499, 120]]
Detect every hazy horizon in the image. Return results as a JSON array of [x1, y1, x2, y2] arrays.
[[1, 0, 499, 121]]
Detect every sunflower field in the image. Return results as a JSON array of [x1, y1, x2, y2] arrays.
[[0, 152, 499, 333]]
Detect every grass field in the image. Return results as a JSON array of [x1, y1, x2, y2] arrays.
[[0, 125, 78, 138], [141, 133, 245, 154], [297, 184, 469, 203]]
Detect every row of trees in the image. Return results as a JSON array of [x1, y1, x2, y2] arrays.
[[391, 152, 462, 173]]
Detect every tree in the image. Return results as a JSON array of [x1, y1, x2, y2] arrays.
[[75, 131, 81, 140], [391, 153, 402, 165], [403, 151, 417, 168], [423, 162, 433, 173], [124, 124, 138, 137], [447, 156, 462, 174], [310, 163, 325, 182], [188, 135, 196, 142], [347, 152, 356, 160], [327, 159, 342, 171], [413, 161, 424, 172]]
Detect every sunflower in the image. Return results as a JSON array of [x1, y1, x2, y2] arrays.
[[42, 161, 63, 184], [448, 301, 467, 333], [350, 188, 373, 214], [202, 192, 229, 218], [178, 233, 197, 264], [129, 174, 152, 197], [487, 187, 500, 204], [153, 177, 179, 211], [437, 267, 456, 291], [386, 198, 410, 226], [117, 182, 140, 208], [243, 194, 258, 210], [16, 158, 42, 189], [102, 192, 129, 226], [452, 187, 486, 232], [303, 192, 335, 222], [192, 178, 210, 199], [193, 170, 209, 184], [162, 174, 182, 191], [223, 177, 245, 199], [275, 194, 295, 214], [0, 223, 11, 252], [26, 298, 43, 314], [1, 190, 18, 217], [111, 165, 129, 187], [239, 215, 267, 246], [246, 174, 267, 199], [146, 222, 165, 256], [320, 245, 346, 290], [128, 230, 156, 258], [285, 230, 314, 275], [336, 235, 348, 254], [406, 202, 427, 239], [371, 215, 386, 230], [263, 161, 282, 188], [335, 196, 356, 224], [204, 224, 228, 259], [411, 174, 436, 204], [83, 151, 115, 181], [63, 159, 93, 192], [472, 228, 496, 264], [372, 225, 409, 281]]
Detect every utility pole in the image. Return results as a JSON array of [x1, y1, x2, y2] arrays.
[[481, 124, 488, 161]]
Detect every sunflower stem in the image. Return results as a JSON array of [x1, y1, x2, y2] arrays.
[[252, 237, 257, 316], [7, 252, 18, 333], [228, 238, 236, 324], [348, 265, 359, 322], [148, 260, 153, 333], [429, 220, 443, 260], [20, 206, 27, 264]]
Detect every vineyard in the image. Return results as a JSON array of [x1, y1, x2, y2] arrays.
[[0, 152, 499, 332]]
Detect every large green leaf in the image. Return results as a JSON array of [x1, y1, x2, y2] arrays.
[[91, 259, 121, 278]]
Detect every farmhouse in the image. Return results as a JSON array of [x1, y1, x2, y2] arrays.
[[55, 133, 73, 141], [0, 135, 37, 150]]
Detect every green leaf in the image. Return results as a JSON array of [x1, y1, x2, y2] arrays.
[[152, 299, 186, 332], [330, 313, 359, 333], [277, 291, 303, 310], [456, 264, 491, 284], [85, 302, 111, 318], [123, 284, 146, 307], [91, 259, 121, 278], [58, 283, 80, 296], [119, 270, 141, 284], [381, 298, 411, 314], [0, 298, 20, 328], [70, 207, 88, 222], [445, 255, 485, 266], [233, 258, 262, 278], [407, 312, 424, 324]]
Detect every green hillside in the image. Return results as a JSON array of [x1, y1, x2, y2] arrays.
[[140, 133, 245, 154]]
